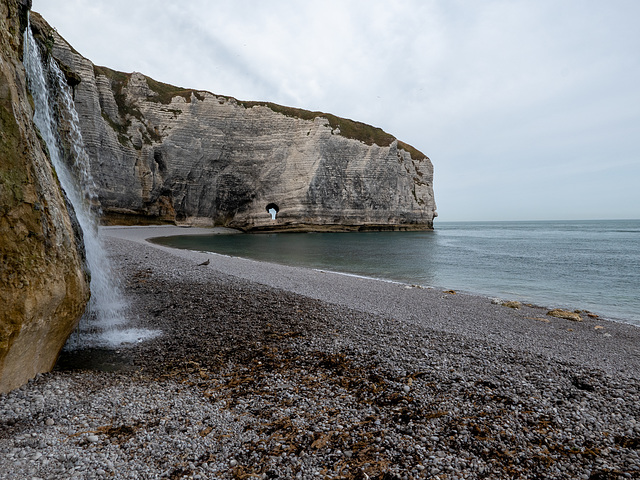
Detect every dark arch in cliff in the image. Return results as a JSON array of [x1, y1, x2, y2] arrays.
[[265, 203, 279, 220], [265, 203, 279, 213]]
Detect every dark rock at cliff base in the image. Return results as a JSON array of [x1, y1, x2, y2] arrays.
[[30, 12, 437, 231]]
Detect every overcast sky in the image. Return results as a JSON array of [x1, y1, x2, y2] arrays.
[[33, 0, 640, 222]]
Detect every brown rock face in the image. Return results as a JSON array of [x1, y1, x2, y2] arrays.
[[36, 14, 437, 231], [0, 0, 90, 393]]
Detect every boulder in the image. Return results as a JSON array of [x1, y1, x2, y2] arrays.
[[547, 309, 582, 322], [501, 300, 522, 309]]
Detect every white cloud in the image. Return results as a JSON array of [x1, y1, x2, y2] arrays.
[[32, 0, 640, 221]]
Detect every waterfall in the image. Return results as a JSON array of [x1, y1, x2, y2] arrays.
[[23, 21, 157, 348]]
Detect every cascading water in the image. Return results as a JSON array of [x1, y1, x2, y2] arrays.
[[24, 20, 157, 348]]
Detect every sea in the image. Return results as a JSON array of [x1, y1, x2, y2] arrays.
[[151, 220, 640, 327]]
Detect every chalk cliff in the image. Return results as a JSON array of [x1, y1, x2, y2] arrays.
[[34, 13, 437, 231], [0, 0, 90, 393]]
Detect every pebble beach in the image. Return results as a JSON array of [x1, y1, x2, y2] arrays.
[[1, 226, 639, 479]]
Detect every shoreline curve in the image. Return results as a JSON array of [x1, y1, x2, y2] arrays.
[[103, 225, 640, 379]]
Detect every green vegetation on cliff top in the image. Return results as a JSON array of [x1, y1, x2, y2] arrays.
[[93, 66, 166, 146], [93, 65, 140, 120], [92, 65, 426, 160], [239, 100, 426, 159], [144, 75, 206, 104]]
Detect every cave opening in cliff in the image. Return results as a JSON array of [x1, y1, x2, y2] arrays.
[[266, 203, 279, 220]]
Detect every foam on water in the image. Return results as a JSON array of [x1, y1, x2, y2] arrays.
[[64, 328, 163, 350]]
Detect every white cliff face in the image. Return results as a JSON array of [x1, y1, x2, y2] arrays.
[[37, 13, 436, 231]]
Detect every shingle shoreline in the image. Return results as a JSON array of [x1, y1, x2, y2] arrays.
[[0, 227, 638, 479]]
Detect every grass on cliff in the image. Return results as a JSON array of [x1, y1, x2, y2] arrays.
[[94, 66, 143, 119], [240, 101, 393, 146], [144, 76, 205, 104], [93, 66, 426, 160], [93, 66, 202, 113], [94, 66, 172, 146], [238, 101, 426, 160]]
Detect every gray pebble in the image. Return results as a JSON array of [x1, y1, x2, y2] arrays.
[[0, 235, 638, 480]]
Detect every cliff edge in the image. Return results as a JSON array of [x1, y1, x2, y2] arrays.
[[34, 13, 437, 231], [0, 0, 90, 392]]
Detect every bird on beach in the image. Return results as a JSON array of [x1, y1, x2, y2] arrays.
[[198, 259, 210, 266]]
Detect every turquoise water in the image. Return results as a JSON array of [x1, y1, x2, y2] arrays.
[[151, 220, 640, 326]]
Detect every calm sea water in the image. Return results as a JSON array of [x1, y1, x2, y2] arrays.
[[152, 220, 640, 326]]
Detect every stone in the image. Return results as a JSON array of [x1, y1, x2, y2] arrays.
[[501, 301, 522, 309], [32, 12, 437, 232], [547, 309, 582, 322], [0, 0, 90, 393]]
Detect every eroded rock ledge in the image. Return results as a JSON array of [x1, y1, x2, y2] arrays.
[[32, 12, 437, 231]]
